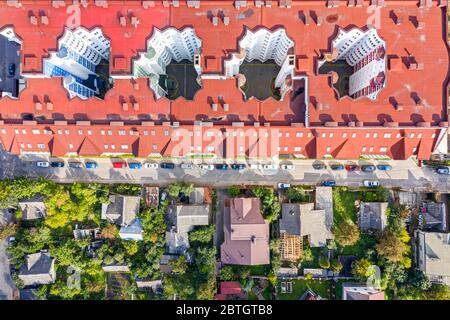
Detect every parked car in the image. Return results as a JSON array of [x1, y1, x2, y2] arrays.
[[312, 163, 326, 170], [330, 164, 344, 171], [345, 165, 359, 171], [263, 164, 278, 170], [50, 161, 64, 168], [277, 183, 291, 189], [7, 63, 15, 77], [68, 161, 83, 168], [231, 164, 246, 170], [361, 165, 376, 172], [144, 162, 159, 169], [8, 236, 15, 247], [113, 162, 127, 169], [85, 161, 98, 169], [36, 161, 50, 168], [436, 166, 450, 175], [215, 164, 229, 170], [280, 164, 294, 170], [363, 180, 380, 188], [200, 164, 214, 171], [180, 163, 193, 170], [377, 164, 392, 171], [160, 162, 175, 169], [128, 162, 142, 169], [321, 180, 336, 187], [249, 164, 263, 170]]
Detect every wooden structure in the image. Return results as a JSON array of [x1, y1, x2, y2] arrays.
[[279, 232, 302, 262]]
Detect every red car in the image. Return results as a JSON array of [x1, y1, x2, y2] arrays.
[[113, 162, 127, 169], [345, 165, 360, 172]]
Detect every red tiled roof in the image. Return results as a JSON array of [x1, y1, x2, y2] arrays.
[[0, 1, 446, 162]]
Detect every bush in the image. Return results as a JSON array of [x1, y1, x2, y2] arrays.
[[330, 258, 343, 273], [220, 265, 235, 281], [319, 256, 330, 269], [228, 186, 242, 197]]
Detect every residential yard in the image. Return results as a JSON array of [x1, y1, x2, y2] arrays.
[[277, 279, 332, 300], [333, 187, 361, 226], [299, 247, 322, 270]]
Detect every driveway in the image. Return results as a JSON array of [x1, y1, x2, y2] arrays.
[[0, 239, 15, 300]]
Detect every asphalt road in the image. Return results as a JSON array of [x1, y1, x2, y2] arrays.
[[10, 156, 450, 192]]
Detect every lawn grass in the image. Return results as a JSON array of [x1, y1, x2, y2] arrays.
[[231, 264, 271, 277], [248, 292, 258, 300], [333, 187, 361, 226], [300, 247, 323, 270], [277, 279, 332, 300], [334, 279, 347, 300]]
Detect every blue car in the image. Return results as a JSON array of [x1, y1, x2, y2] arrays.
[[129, 162, 142, 169], [215, 164, 229, 170], [85, 161, 98, 169], [50, 161, 64, 168], [321, 180, 336, 187], [330, 164, 344, 171], [361, 165, 376, 172], [376, 164, 392, 171]]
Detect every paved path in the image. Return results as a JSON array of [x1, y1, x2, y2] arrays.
[[0, 240, 15, 300]]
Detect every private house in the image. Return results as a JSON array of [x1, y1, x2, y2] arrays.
[[358, 202, 388, 232], [419, 201, 447, 232], [214, 281, 246, 300], [18, 196, 46, 220], [220, 197, 270, 266], [342, 283, 385, 300], [280, 187, 334, 250], [165, 204, 210, 255], [119, 218, 144, 241], [18, 252, 56, 286], [101, 195, 142, 240], [415, 230, 450, 286]]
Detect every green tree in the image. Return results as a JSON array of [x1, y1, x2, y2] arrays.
[[251, 187, 281, 222], [122, 240, 139, 256], [423, 284, 450, 300], [352, 258, 375, 280], [376, 229, 409, 262], [286, 187, 309, 202], [189, 225, 215, 244], [220, 265, 235, 281], [228, 186, 242, 197], [197, 275, 217, 300], [169, 255, 188, 274], [330, 258, 343, 273], [336, 220, 360, 246], [195, 246, 217, 275]]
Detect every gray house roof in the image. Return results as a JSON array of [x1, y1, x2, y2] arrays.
[[18, 196, 46, 220], [119, 218, 143, 241], [359, 202, 388, 231], [165, 204, 210, 234], [279, 203, 301, 235], [0, 208, 14, 227], [415, 231, 450, 285], [18, 252, 56, 286], [280, 202, 333, 247], [101, 195, 140, 226]]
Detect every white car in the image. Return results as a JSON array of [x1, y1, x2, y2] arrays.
[[200, 164, 214, 171], [263, 164, 278, 170], [180, 163, 193, 170], [363, 180, 380, 188], [144, 162, 159, 169], [250, 164, 263, 170], [36, 161, 50, 168], [280, 164, 294, 170], [278, 183, 291, 189]]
